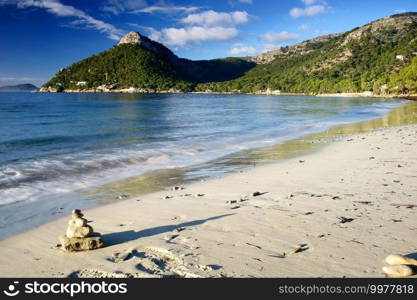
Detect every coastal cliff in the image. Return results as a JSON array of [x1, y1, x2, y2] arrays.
[[41, 12, 417, 96]]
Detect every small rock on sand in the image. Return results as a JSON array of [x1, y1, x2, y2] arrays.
[[59, 235, 104, 252], [385, 254, 417, 266], [171, 186, 185, 191], [382, 265, 415, 278], [337, 216, 354, 223], [290, 244, 308, 254]]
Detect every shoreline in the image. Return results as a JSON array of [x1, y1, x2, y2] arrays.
[[0, 118, 416, 277], [1, 100, 415, 241], [35, 89, 417, 100]]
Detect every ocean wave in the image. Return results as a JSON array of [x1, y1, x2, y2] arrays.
[[0, 96, 402, 206]]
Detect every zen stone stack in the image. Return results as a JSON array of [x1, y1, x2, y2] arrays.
[[58, 209, 104, 252]]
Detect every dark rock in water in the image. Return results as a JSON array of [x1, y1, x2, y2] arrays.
[[59, 234, 104, 252]]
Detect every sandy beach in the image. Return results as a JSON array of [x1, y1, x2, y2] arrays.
[[0, 122, 416, 278]]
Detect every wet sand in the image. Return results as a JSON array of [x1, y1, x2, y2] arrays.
[[0, 118, 416, 277]]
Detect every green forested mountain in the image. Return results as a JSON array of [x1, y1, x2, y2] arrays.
[[44, 43, 194, 92], [42, 13, 417, 95], [42, 31, 255, 92]]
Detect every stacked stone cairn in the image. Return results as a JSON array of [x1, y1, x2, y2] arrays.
[[58, 209, 104, 252]]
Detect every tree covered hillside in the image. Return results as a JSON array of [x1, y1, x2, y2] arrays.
[[45, 44, 194, 91], [196, 13, 417, 94], [43, 13, 417, 95]]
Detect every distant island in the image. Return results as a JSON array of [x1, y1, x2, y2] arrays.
[[41, 12, 417, 96], [0, 83, 38, 92]]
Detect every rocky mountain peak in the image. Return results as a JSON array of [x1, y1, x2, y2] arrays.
[[118, 31, 144, 45], [118, 31, 180, 64]]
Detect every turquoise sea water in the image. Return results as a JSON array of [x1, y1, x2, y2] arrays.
[[0, 92, 404, 239]]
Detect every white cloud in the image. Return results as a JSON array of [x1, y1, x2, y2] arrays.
[[102, 1, 200, 16], [129, 24, 239, 47], [238, 0, 253, 3], [229, 45, 257, 56], [290, 0, 327, 18], [228, 41, 294, 57], [12, 0, 124, 40], [160, 26, 238, 46], [102, 0, 147, 15], [181, 10, 250, 27], [301, 0, 317, 5], [132, 5, 200, 14], [261, 31, 299, 43], [290, 5, 326, 18], [157, 10, 251, 47]]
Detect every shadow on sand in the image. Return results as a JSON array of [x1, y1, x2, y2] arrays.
[[406, 253, 417, 260], [102, 214, 234, 246]]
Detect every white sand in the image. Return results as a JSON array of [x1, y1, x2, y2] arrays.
[[0, 124, 416, 278]]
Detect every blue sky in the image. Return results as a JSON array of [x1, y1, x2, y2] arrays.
[[0, 0, 416, 86]]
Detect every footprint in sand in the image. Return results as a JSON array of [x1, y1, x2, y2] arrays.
[[85, 246, 223, 278]]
